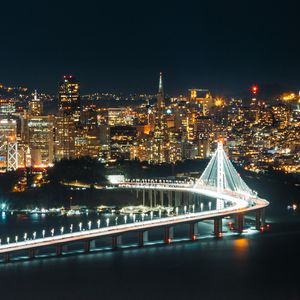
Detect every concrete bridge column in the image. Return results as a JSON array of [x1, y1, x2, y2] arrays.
[[56, 245, 63, 256], [138, 231, 149, 247], [149, 190, 153, 208], [143, 190, 146, 206], [189, 223, 198, 240], [154, 190, 157, 207], [112, 236, 122, 250], [256, 208, 266, 230], [28, 249, 36, 259], [214, 218, 223, 237], [136, 190, 139, 199], [168, 191, 172, 207], [160, 191, 164, 206], [3, 253, 10, 263], [235, 214, 244, 233], [84, 240, 96, 253], [164, 226, 174, 244]]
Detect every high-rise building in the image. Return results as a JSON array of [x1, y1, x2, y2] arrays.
[[28, 90, 43, 116], [25, 116, 54, 165], [151, 72, 167, 163], [55, 75, 81, 160], [58, 75, 80, 122]]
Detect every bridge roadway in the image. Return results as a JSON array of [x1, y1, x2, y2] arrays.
[[0, 183, 269, 259]]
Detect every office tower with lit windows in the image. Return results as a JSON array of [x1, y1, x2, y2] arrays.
[[0, 119, 18, 171], [55, 75, 81, 160], [25, 116, 54, 165], [28, 90, 43, 116], [151, 72, 167, 163]]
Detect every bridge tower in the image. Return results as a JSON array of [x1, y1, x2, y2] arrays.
[[216, 141, 225, 210]]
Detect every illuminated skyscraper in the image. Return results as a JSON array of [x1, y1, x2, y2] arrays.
[[28, 90, 43, 116], [151, 72, 167, 163], [58, 75, 81, 122], [55, 75, 81, 160]]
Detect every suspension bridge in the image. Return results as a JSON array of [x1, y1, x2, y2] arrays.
[[0, 142, 269, 262]]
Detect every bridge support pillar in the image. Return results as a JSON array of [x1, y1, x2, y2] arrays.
[[112, 236, 122, 250], [214, 218, 223, 237], [3, 253, 10, 263], [167, 191, 172, 207], [149, 190, 153, 208], [56, 245, 63, 256], [164, 226, 174, 244], [189, 223, 198, 240], [235, 214, 244, 233], [138, 231, 149, 247], [84, 240, 96, 252], [28, 249, 36, 259], [256, 208, 266, 230], [154, 190, 157, 207], [142, 190, 145, 206], [160, 191, 164, 206]]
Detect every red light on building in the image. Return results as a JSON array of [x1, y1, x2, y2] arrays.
[[251, 85, 259, 95], [192, 235, 196, 240], [167, 238, 172, 244]]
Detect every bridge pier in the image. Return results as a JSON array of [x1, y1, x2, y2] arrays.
[[138, 231, 149, 247], [189, 223, 198, 240], [84, 240, 96, 252], [142, 190, 146, 206], [167, 191, 172, 207], [28, 248, 36, 259], [112, 236, 122, 250], [149, 190, 153, 208], [256, 208, 266, 230], [160, 191, 164, 206], [234, 214, 244, 233], [164, 226, 174, 244], [154, 190, 157, 207], [56, 245, 63, 256], [3, 253, 10, 263], [214, 218, 223, 237]]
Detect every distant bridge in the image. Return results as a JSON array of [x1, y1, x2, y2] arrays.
[[0, 142, 269, 262]]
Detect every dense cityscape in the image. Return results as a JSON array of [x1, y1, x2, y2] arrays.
[[1, 73, 300, 193]]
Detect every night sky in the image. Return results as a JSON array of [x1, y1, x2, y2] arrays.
[[0, 0, 299, 95]]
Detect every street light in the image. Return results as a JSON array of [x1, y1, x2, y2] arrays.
[[7, 237, 10, 244], [79, 222, 82, 231], [33, 232, 36, 239], [88, 221, 92, 230], [97, 219, 101, 228], [61, 226, 64, 235], [70, 224, 73, 233], [42, 230, 45, 238], [51, 228, 54, 237], [15, 236, 18, 243]]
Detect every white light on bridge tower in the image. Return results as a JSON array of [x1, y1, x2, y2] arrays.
[[198, 140, 253, 209], [217, 141, 225, 210]]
